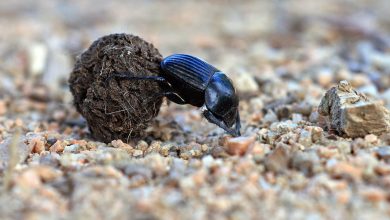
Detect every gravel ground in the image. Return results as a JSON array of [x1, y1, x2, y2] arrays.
[[1, 0, 390, 219]]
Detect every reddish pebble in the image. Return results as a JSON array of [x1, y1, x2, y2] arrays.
[[374, 164, 390, 175], [0, 100, 7, 115], [337, 191, 351, 204], [224, 136, 255, 156], [29, 137, 45, 153], [361, 188, 386, 202], [318, 147, 338, 159], [329, 162, 362, 181], [34, 166, 61, 182], [15, 169, 42, 189], [49, 140, 64, 153], [364, 134, 378, 144], [111, 139, 132, 149], [249, 142, 264, 155]]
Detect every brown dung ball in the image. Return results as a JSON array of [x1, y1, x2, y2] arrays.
[[69, 33, 164, 143]]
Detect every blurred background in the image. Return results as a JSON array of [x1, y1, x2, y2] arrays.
[[1, 0, 390, 92]]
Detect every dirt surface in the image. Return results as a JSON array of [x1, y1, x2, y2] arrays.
[[1, 0, 390, 219], [69, 33, 163, 143]]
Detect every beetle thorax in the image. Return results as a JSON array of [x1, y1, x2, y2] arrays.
[[204, 72, 239, 127]]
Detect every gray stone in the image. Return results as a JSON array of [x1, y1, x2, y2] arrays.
[[0, 136, 32, 169], [375, 146, 390, 160], [291, 151, 320, 176], [318, 80, 390, 138]]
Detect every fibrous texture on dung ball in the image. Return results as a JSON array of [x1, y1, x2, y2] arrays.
[[69, 34, 163, 143]]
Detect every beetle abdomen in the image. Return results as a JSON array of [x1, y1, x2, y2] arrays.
[[161, 54, 219, 91]]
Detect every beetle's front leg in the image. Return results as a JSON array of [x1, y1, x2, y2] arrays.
[[202, 108, 240, 137], [235, 112, 241, 136]]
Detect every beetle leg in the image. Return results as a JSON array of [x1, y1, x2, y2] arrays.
[[145, 91, 187, 105], [105, 72, 171, 88], [160, 92, 187, 105], [105, 72, 188, 104], [202, 108, 239, 137], [235, 111, 241, 136]]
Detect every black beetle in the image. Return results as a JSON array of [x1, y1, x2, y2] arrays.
[[107, 54, 241, 136]]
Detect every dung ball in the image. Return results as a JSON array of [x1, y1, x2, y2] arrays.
[[69, 33, 164, 143]]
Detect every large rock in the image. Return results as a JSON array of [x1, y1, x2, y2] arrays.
[[318, 80, 390, 138]]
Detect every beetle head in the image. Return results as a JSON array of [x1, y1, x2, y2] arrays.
[[204, 72, 239, 129]]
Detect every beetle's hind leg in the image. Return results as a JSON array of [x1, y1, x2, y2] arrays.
[[105, 72, 176, 98], [105, 72, 169, 87], [160, 92, 186, 104], [106, 72, 188, 105]]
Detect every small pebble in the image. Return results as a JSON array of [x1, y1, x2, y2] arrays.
[[28, 42, 48, 76], [0, 100, 7, 115], [29, 137, 46, 154], [50, 141, 65, 153], [360, 187, 386, 202], [224, 136, 255, 156], [328, 161, 362, 181], [317, 69, 333, 87], [231, 70, 259, 93], [364, 134, 378, 144], [63, 144, 81, 153], [265, 144, 290, 173], [375, 146, 390, 161], [291, 151, 320, 176], [133, 150, 144, 157]]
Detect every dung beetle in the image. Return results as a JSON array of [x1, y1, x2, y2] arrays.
[[107, 54, 241, 136]]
